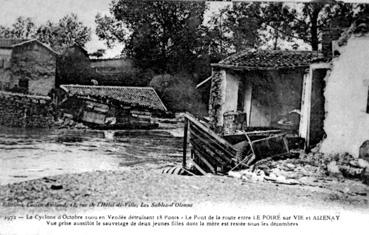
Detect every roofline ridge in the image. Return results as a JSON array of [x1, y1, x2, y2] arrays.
[[61, 84, 156, 90], [12, 39, 59, 55]]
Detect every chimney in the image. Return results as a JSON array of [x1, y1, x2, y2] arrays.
[[321, 26, 342, 58]]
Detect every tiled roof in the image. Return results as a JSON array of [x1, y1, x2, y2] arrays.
[[212, 50, 325, 70], [0, 38, 26, 48], [60, 85, 167, 111], [0, 91, 50, 100]]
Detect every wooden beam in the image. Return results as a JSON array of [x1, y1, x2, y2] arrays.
[[193, 149, 216, 174], [190, 136, 227, 167], [190, 126, 235, 162], [191, 160, 207, 176], [182, 118, 189, 168], [185, 113, 237, 155], [299, 70, 311, 148], [196, 76, 212, 89]]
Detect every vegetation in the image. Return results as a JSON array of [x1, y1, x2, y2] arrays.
[[0, 14, 91, 53]]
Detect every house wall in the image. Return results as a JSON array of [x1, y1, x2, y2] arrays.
[[0, 48, 12, 61], [224, 72, 240, 112], [321, 35, 369, 157], [56, 45, 92, 86], [248, 70, 304, 131], [0, 48, 12, 90], [10, 42, 56, 96]]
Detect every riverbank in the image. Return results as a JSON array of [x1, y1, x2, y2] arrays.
[[0, 165, 368, 212]]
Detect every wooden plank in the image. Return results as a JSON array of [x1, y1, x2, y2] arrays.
[[185, 113, 237, 154], [193, 149, 216, 174], [191, 160, 207, 175], [190, 137, 228, 166], [183, 119, 188, 168], [190, 122, 237, 157], [190, 137, 227, 167], [190, 130, 234, 163]]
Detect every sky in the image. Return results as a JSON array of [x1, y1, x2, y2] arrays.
[[0, 0, 121, 57], [0, 0, 230, 58]]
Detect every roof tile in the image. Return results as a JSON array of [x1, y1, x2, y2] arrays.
[[60, 85, 167, 111], [216, 50, 325, 69]]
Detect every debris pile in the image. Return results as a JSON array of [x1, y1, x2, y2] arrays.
[[54, 114, 88, 129], [228, 151, 369, 187]]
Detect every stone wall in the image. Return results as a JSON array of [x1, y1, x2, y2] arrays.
[[208, 69, 226, 132], [0, 91, 54, 128]]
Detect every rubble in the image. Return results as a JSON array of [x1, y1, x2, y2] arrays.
[[327, 161, 341, 177], [227, 151, 369, 188], [361, 167, 369, 185]]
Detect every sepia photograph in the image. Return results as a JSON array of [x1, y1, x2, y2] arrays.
[[0, 0, 368, 234]]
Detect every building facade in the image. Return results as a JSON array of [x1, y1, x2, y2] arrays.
[[0, 39, 57, 96]]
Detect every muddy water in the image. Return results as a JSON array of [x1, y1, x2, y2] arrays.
[[0, 127, 183, 185]]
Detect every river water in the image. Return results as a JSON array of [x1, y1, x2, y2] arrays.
[[0, 127, 183, 185]]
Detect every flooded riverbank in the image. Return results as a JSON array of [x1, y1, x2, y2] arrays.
[[0, 126, 183, 185]]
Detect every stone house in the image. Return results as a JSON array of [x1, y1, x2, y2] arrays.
[[0, 39, 57, 96], [56, 44, 92, 86], [200, 19, 369, 157], [0, 39, 25, 91]]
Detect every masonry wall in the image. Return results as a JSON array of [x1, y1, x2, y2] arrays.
[[0, 92, 54, 128], [90, 58, 133, 73], [321, 35, 369, 157], [208, 69, 226, 132], [0, 48, 13, 90], [11, 42, 56, 96]]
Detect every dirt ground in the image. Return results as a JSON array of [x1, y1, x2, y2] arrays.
[[0, 164, 368, 214]]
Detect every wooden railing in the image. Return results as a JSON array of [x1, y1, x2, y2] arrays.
[[183, 113, 237, 174]]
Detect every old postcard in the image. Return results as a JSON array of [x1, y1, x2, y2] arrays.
[[0, 0, 368, 234]]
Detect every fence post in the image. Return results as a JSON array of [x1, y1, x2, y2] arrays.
[[182, 117, 189, 169]]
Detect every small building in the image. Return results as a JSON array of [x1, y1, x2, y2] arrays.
[[0, 39, 57, 96], [59, 85, 167, 129], [56, 44, 92, 86], [203, 50, 327, 148], [200, 18, 369, 158]]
